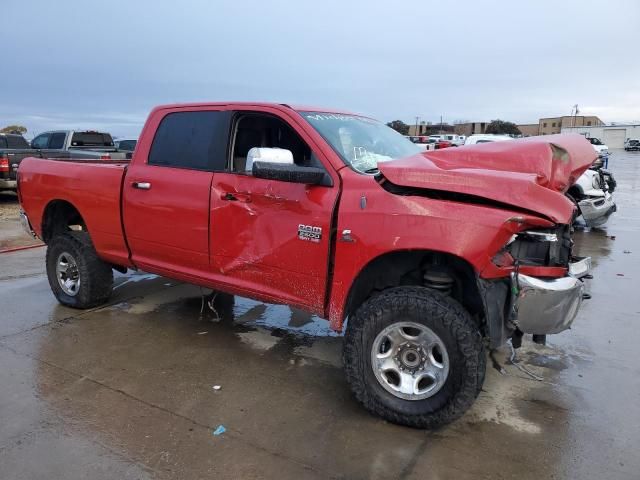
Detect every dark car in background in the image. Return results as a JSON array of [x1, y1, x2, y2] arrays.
[[0, 133, 42, 192], [114, 138, 137, 151], [114, 138, 137, 158]]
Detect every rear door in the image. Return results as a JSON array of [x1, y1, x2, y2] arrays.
[[209, 107, 339, 312], [123, 108, 231, 276]]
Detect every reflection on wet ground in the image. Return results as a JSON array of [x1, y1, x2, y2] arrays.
[[1, 151, 640, 479]]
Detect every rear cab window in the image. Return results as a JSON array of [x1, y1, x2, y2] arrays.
[[148, 111, 231, 171], [70, 132, 114, 147]]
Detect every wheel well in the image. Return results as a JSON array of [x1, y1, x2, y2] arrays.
[[343, 250, 485, 327], [41, 200, 87, 243], [567, 185, 583, 200]]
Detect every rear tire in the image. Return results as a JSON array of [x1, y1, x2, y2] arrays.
[[343, 286, 485, 429], [46, 232, 113, 309]]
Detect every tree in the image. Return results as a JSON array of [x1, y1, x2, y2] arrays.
[[386, 120, 410, 136], [1, 125, 27, 135], [484, 120, 521, 136]]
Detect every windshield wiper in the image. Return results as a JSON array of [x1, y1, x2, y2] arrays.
[[364, 167, 380, 174]]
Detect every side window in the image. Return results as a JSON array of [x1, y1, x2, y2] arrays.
[[0, 137, 7, 149], [48, 132, 66, 149], [32, 134, 50, 149], [148, 111, 230, 170], [7, 136, 28, 149], [230, 113, 321, 173]]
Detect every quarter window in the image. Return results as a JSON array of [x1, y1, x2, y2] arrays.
[[148, 111, 231, 170]]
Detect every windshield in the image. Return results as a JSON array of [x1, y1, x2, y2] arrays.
[[589, 138, 603, 145], [302, 112, 422, 173]]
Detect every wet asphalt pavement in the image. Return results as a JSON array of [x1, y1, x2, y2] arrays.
[[1, 151, 639, 479]]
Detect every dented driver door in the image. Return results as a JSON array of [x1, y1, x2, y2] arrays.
[[209, 171, 338, 313], [208, 106, 340, 313]]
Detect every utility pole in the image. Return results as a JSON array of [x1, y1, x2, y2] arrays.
[[440, 115, 443, 133], [571, 104, 579, 128]]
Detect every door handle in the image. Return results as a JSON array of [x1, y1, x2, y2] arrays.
[[221, 192, 251, 203], [132, 181, 151, 190]]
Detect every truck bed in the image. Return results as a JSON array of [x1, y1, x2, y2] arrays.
[[18, 156, 132, 266]]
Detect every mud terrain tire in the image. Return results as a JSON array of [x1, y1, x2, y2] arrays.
[[46, 232, 113, 309], [343, 286, 486, 429]]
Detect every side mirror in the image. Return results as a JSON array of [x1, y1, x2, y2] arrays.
[[252, 161, 327, 185], [245, 147, 294, 172], [248, 147, 328, 185]]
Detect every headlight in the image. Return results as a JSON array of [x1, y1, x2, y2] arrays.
[[503, 227, 570, 267]]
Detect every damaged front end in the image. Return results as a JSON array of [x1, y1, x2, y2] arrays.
[[479, 224, 591, 348]]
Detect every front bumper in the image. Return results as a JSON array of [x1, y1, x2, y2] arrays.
[[0, 178, 17, 190], [578, 192, 616, 227], [510, 257, 591, 335]]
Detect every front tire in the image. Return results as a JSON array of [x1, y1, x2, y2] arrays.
[[46, 232, 114, 309], [343, 286, 485, 429]]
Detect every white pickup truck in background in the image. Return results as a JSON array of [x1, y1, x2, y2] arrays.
[[586, 137, 609, 157]]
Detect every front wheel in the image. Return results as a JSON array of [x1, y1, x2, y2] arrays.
[[46, 232, 114, 309], [343, 286, 486, 429]]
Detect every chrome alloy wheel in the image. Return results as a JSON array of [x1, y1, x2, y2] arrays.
[[371, 321, 449, 400], [56, 252, 81, 296]]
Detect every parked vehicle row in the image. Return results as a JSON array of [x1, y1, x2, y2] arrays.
[[406, 134, 464, 149], [19, 102, 596, 430], [0, 130, 135, 192], [30, 130, 129, 160]]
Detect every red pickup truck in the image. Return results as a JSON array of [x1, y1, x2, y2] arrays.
[[18, 102, 595, 428]]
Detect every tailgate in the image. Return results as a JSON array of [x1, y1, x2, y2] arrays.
[[1, 150, 42, 180]]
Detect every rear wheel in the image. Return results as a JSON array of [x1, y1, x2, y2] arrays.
[[343, 286, 485, 429], [46, 232, 113, 309]]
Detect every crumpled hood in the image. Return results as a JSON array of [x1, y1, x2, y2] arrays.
[[378, 134, 596, 223]]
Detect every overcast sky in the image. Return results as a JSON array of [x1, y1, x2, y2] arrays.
[[2, 0, 639, 138]]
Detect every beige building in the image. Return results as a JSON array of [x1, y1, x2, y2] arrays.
[[408, 124, 454, 136], [454, 122, 489, 136], [517, 124, 540, 137], [538, 116, 604, 135]]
